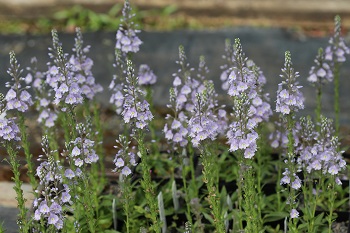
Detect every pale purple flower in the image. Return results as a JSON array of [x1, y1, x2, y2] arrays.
[[115, 158, 125, 168], [65, 169, 75, 179], [291, 177, 302, 190], [61, 192, 71, 203], [72, 146, 81, 156], [138, 64, 157, 85], [290, 209, 299, 219], [173, 76, 182, 86], [121, 166, 132, 176], [38, 202, 50, 214], [48, 213, 59, 225]]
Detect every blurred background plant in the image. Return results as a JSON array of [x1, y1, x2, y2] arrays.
[[0, 3, 208, 34]]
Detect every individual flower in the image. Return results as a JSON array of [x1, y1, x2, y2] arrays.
[[290, 209, 299, 219], [138, 64, 157, 85]]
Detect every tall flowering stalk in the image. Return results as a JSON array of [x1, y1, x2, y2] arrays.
[[47, 29, 80, 143], [112, 135, 138, 232], [29, 57, 59, 160], [70, 27, 105, 195], [32, 135, 69, 232], [222, 39, 272, 229], [324, 15, 349, 136], [138, 64, 159, 154], [163, 46, 197, 228], [0, 93, 29, 233], [62, 123, 100, 232], [276, 51, 304, 232], [225, 38, 266, 232], [5, 51, 37, 189], [38, 29, 104, 232], [297, 116, 346, 232], [110, 2, 160, 231], [120, 59, 159, 232], [307, 48, 333, 129], [188, 80, 227, 233], [246, 59, 272, 225]]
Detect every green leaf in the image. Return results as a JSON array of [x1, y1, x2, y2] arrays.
[[108, 4, 123, 17], [202, 212, 214, 225], [264, 212, 289, 223], [334, 197, 349, 209], [161, 5, 178, 16]]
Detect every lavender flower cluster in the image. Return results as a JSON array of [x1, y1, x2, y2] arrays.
[[1, 1, 350, 231], [225, 39, 272, 158], [33, 136, 70, 230], [164, 48, 227, 150], [297, 116, 346, 182], [115, 0, 142, 54], [46, 29, 102, 109], [112, 135, 138, 177]]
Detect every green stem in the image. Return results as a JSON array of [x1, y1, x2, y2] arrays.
[[188, 143, 198, 198], [17, 113, 37, 191], [138, 135, 161, 233], [327, 177, 336, 233], [333, 62, 340, 137], [92, 101, 106, 187], [121, 176, 133, 233], [315, 86, 322, 132], [6, 143, 29, 233], [201, 145, 225, 233], [242, 158, 259, 232], [181, 164, 193, 227], [145, 86, 159, 155], [237, 155, 244, 231]]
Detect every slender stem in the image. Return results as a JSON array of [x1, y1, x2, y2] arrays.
[[333, 62, 340, 137], [201, 144, 225, 233], [17, 113, 37, 191], [92, 100, 106, 187], [6, 143, 29, 233], [327, 177, 336, 233], [181, 164, 193, 226], [236, 153, 244, 231], [121, 176, 132, 233], [286, 114, 298, 233], [138, 135, 161, 233], [242, 158, 259, 232], [315, 86, 322, 132]]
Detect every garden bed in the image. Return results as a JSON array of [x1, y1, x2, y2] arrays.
[[1, 1, 350, 233]]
